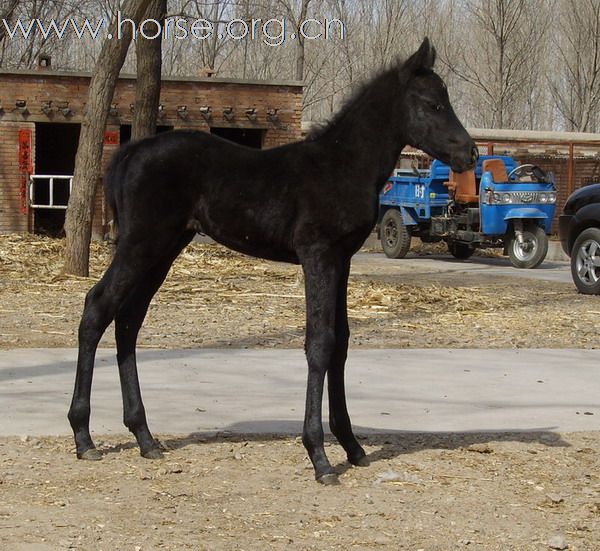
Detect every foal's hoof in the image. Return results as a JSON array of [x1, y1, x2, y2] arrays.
[[141, 448, 164, 460], [349, 454, 370, 467], [317, 473, 340, 486], [78, 448, 102, 461]]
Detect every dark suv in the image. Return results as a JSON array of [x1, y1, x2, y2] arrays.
[[559, 183, 600, 294]]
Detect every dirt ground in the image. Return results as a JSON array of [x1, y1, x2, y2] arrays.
[[1, 432, 600, 550], [1, 234, 599, 349], [2, 234, 600, 550]]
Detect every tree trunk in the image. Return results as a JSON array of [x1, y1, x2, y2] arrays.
[[294, 0, 311, 81], [131, 0, 166, 141], [295, 36, 305, 81], [63, 0, 151, 277]]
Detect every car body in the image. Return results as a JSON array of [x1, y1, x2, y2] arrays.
[[559, 183, 600, 293]]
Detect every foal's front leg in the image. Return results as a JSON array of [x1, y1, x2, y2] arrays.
[[302, 255, 342, 484]]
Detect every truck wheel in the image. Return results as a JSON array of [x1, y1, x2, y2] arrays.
[[381, 209, 411, 259], [570, 227, 600, 294], [447, 241, 474, 260], [508, 225, 548, 269]]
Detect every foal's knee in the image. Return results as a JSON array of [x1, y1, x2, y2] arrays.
[[114, 313, 134, 345], [305, 329, 336, 368]]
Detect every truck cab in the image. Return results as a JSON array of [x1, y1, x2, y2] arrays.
[[378, 155, 557, 268]]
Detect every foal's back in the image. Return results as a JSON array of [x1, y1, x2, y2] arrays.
[[107, 130, 309, 262]]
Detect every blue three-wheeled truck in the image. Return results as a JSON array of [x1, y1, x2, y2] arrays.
[[378, 155, 557, 268]]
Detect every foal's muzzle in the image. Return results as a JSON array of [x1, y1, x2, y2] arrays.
[[450, 144, 479, 173]]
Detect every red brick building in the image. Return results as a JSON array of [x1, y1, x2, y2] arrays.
[[0, 68, 303, 237]]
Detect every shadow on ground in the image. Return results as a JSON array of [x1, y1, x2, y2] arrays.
[[98, 421, 571, 475]]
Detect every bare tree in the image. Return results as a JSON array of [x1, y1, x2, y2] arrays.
[[131, 0, 166, 140], [442, 0, 549, 128], [0, 0, 106, 69], [169, 0, 234, 75], [63, 0, 151, 277], [368, 0, 412, 66], [0, 0, 18, 67], [549, 0, 600, 131], [2, 0, 592, 160], [0, 0, 19, 43], [285, 0, 311, 80]]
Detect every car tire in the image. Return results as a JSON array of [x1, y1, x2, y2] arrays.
[[447, 240, 474, 260], [508, 225, 548, 269], [570, 227, 600, 294], [381, 209, 411, 259]]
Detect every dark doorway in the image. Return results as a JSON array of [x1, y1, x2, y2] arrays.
[[33, 122, 80, 237], [210, 127, 265, 149], [119, 124, 173, 144]]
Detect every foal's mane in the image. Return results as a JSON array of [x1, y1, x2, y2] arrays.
[[305, 58, 406, 141]]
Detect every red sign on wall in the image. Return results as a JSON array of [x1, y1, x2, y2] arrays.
[[18, 129, 33, 215], [104, 131, 119, 145], [18, 129, 33, 172]]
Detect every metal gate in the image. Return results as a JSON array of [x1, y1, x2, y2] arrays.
[[29, 174, 73, 209]]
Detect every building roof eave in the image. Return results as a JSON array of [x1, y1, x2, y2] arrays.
[[0, 68, 304, 89], [468, 127, 600, 145]]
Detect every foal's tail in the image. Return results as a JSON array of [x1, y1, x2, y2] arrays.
[[104, 142, 133, 245]]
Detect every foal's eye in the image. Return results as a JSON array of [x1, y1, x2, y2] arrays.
[[426, 100, 443, 112]]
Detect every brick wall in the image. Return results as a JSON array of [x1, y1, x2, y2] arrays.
[[0, 71, 303, 141], [0, 70, 303, 236], [0, 121, 35, 233]]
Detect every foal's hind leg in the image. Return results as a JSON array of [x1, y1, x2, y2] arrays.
[[301, 253, 343, 484], [327, 260, 368, 467], [68, 240, 168, 459], [114, 232, 194, 459]]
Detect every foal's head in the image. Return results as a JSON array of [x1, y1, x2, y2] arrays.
[[399, 39, 478, 173]]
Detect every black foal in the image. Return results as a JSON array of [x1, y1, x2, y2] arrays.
[[68, 38, 477, 484]]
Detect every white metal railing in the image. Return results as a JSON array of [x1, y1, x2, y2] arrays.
[[29, 174, 73, 209]]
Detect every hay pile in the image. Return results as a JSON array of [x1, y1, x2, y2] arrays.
[[0, 234, 595, 349]]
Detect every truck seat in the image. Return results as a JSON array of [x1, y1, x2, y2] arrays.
[[449, 170, 478, 203], [482, 158, 508, 182]]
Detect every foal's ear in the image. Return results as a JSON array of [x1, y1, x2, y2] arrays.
[[404, 37, 436, 73]]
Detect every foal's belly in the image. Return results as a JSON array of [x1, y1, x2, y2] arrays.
[[211, 233, 301, 264], [188, 216, 300, 264]]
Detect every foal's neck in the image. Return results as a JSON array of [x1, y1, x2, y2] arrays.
[[312, 69, 407, 189]]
